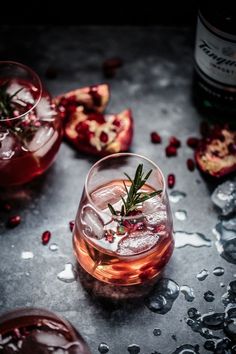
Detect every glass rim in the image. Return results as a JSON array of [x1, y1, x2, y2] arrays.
[[0, 60, 43, 121], [85, 152, 166, 221]]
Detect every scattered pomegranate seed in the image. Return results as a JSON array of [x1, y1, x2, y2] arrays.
[[169, 136, 181, 148], [167, 174, 175, 188], [3, 203, 12, 212], [165, 145, 177, 157], [7, 215, 21, 228], [103, 57, 123, 78], [186, 158, 195, 171], [41, 231, 51, 245], [187, 137, 199, 149], [69, 220, 75, 232], [151, 132, 162, 144]]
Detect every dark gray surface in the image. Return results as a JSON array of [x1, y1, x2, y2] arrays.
[[0, 26, 234, 354]]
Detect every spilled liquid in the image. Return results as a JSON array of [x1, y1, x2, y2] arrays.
[[21, 251, 34, 260], [204, 291, 215, 302], [180, 286, 195, 302], [57, 263, 77, 283], [175, 210, 187, 221], [213, 218, 236, 264], [204, 337, 232, 353], [196, 269, 209, 281], [127, 344, 140, 354], [172, 344, 200, 354], [153, 328, 162, 336], [145, 278, 179, 314], [213, 267, 224, 276], [98, 342, 109, 353], [222, 280, 236, 307], [174, 231, 212, 248], [169, 191, 186, 203]]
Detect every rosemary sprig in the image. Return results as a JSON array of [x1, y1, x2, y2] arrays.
[[108, 163, 162, 217], [0, 81, 24, 119]]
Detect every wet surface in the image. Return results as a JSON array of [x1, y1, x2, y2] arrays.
[[0, 25, 235, 353]]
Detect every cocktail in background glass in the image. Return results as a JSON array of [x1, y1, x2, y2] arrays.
[[0, 61, 62, 186], [0, 308, 91, 353], [73, 153, 174, 287]]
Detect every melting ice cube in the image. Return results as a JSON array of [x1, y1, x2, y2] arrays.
[[81, 205, 105, 239], [211, 179, 236, 216], [117, 231, 159, 256], [90, 184, 126, 210]]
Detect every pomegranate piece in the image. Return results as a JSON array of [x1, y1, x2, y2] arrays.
[[64, 108, 133, 156], [165, 145, 177, 157], [151, 132, 162, 144], [53, 84, 110, 121], [69, 220, 75, 232], [7, 215, 21, 228], [167, 174, 175, 188], [41, 230, 51, 245], [103, 57, 123, 78], [186, 158, 195, 171], [169, 136, 181, 148], [187, 137, 199, 149], [195, 125, 236, 178]]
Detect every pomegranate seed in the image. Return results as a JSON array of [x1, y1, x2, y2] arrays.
[[169, 136, 181, 148], [186, 158, 195, 171], [167, 174, 175, 188], [7, 215, 21, 228], [151, 132, 162, 144], [105, 231, 115, 243], [69, 220, 75, 232], [103, 57, 123, 78], [3, 203, 12, 212], [187, 137, 199, 149], [41, 231, 51, 245], [165, 145, 177, 157], [100, 131, 109, 143]]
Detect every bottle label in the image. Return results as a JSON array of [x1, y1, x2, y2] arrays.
[[195, 15, 236, 88]]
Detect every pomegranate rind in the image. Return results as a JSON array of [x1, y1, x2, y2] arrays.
[[195, 128, 236, 178]]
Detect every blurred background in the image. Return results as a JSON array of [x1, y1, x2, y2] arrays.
[[2, 1, 198, 26]]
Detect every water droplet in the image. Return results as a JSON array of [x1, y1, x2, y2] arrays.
[[201, 312, 225, 329], [49, 243, 58, 251], [98, 342, 109, 353], [187, 308, 200, 319], [153, 328, 162, 336], [127, 344, 140, 354], [213, 218, 236, 264], [224, 304, 236, 340], [57, 263, 77, 283], [204, 291, 215, 302], [171, 334, 177, 341], [145, 278, 179, 314], [196, 269, 209, 281], [169, 191, 186, 203], [204, 337, 232, 353], [25, 272, 30, 277], [174, 231, 212, 248], [213, 266, 225, 276], [21, 251, 34, 260], [172, 344, 200, 354], [220, 283, 225, 288], [180, 286, 195, 302], [222, 280, 236, 307], [175, 210, 187, 221]]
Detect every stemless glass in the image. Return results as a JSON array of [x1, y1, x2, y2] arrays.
[[0, 61, 62, 186], [73, 153, 174, 286], [0, 308, 91, 353]]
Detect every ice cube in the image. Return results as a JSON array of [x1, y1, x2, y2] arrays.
[[211, 179, 236, 216], [143, 196, 167, 225], [81, 205, 105, 239], [117, 231, 159, 255], [27, 126, 56, 155], [7, 81, 35, 105], [91, 184, 126, 210], [35, 97, 57, 121], [0, 131, 21, 160]]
